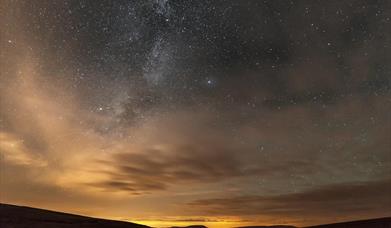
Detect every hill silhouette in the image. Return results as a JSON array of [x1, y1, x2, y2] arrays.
[[1, 204, 390, 228], [304, 217, 391, 228], [0, 204, 149, 228]]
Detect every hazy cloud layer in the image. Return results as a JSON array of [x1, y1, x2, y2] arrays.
[[189, 179, 391, 224]]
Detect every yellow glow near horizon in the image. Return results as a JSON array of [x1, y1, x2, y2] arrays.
[[131, 220, 249, 228]]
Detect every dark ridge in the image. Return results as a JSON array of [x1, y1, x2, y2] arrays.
[[304, 217, 391, 228], [1, 203, 390, 228], [236, 217, 391, 228], [0, 203, 149, 228]]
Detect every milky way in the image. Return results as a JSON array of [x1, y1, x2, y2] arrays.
[[1, 1, 390, 227]]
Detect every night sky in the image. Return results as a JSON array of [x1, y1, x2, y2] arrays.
[[1, 1, 390, 227]]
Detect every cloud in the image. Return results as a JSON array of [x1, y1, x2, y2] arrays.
[[0, 132, 47, 167], [188, 179, 391, 224], [88, 147, 241, 194], [88, 144, 322, 195], [77, 93, 390, 196], [1, 63, 389, 199]]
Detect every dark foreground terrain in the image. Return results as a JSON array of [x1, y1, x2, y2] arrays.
[[0, 204, 149, 228], [304, 217, 391, 228], [238, 217, 391, 228], [1, 204, 390, 228]]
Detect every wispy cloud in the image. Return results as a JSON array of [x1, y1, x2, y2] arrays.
[[189, 179, 391, 225]]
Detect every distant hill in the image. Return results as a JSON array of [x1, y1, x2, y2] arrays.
[[304, 217, 391, 228], [238, 217, 391, 228], [0, 203, 149, 228]]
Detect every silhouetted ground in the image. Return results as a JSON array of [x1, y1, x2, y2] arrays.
[[238, 218, 391, 228], [0, 204, 149, 228], [304, 217, 391, 228], [1, 204, 390, 228]]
